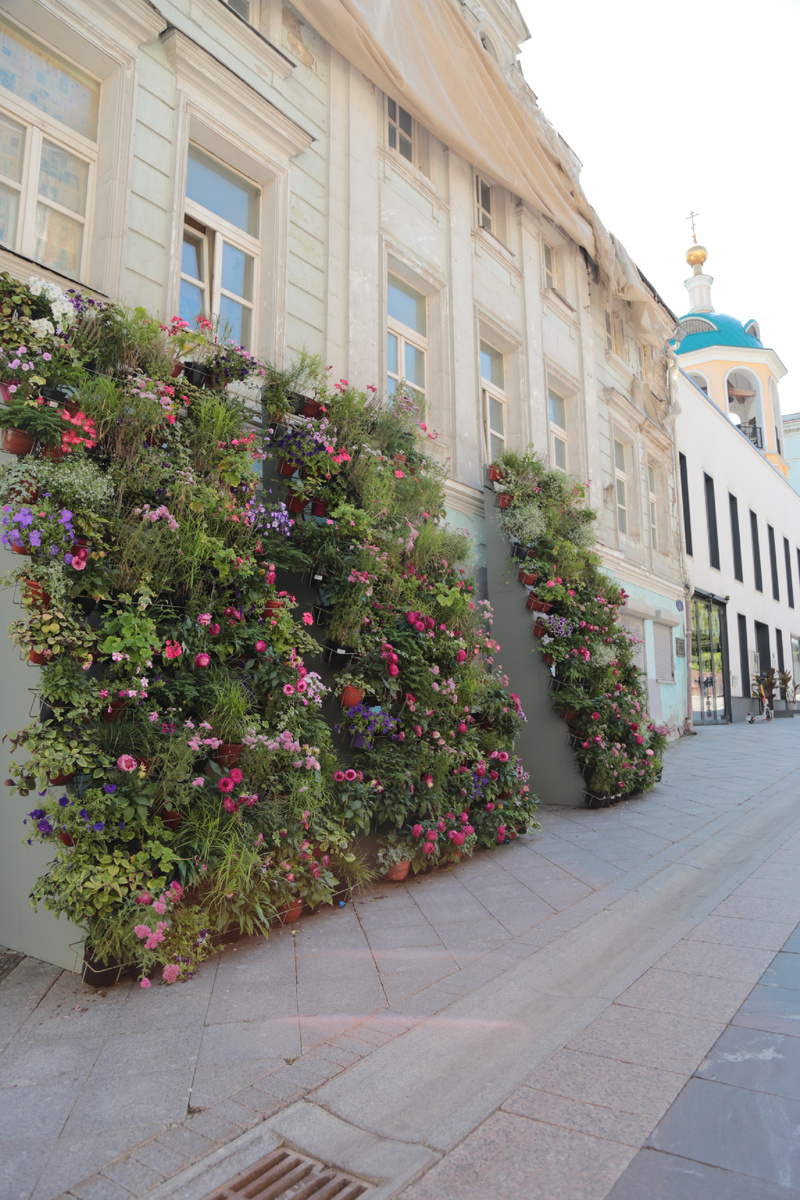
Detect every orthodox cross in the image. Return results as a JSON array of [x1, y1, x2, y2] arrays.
[[686, 211, 700, 243]]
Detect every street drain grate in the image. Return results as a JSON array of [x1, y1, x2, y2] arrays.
[[201, 1147, 371, 1200]]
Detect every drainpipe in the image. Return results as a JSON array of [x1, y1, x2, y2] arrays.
[[666, 349, 695, 734]]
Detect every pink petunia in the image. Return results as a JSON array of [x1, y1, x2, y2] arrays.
[[117, 754, 138, 773], [302, 612, 313, 625], [283, 683, 295, 695]]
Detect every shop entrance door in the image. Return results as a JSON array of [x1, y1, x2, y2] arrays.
[[691, 595, 729, 724]]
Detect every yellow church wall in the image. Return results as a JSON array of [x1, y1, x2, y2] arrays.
[[684, 355, 784, 467]]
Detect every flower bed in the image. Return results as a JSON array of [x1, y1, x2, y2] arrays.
[[2, 275, 535, 987]]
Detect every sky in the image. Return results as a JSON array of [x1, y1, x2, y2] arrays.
[[516, 0, 800, 414]]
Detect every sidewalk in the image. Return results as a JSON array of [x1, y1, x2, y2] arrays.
[[2, 722, 800, 1200]]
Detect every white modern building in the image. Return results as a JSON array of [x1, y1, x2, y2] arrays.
[[673, 243, 798, 724]]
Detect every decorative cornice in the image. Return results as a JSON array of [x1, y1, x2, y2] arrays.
[[161, 28, 314, 159]]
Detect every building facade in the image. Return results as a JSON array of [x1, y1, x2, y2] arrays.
[[0, 0, 689, 736], [673, 244, 799, 724]]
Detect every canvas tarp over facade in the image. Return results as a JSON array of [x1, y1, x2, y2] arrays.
[[290, 0, 668, 343]]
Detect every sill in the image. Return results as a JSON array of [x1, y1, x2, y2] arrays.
[[605, 348, 636, 377], [380, 147, 444, 206], [542, 286, 576, 323], [472, 227, 520, 275], [212, 0, 295, 81], [0, 246, 107, 298]]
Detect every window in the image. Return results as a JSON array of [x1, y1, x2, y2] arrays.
[[480, 340, 505, 462], [224, 0, 251, 17], [604, 309, 614, 353], [738, 614, 750, 698], [704, 473, 720, 569], [619, 614, 646, 672], [542, 240, 556, 290], [785, 538, 794, 608], [548, 388, 568, 473], [0, 17, 100, 279], [647, 464, 658, 551], [768, 525, 780, 601], [777, 628, 785, 674], [688, 372, 709, 397], [614, 439, 628, 534], [792, 634, 800, 686], [387, 273, 427, 400], [387, 98, 414, 164], [654, 624, 674, 682], [636, 343, 646, 382], [729, 494, 743, 582], [750, 511, 763, 593], [475, 175, 493, 233], [679, 451, 693, 556], [179, 144, 260, 349]]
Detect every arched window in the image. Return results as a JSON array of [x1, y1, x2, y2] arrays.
[[726, 368, 764, 448], [688, 371, 709, 397]]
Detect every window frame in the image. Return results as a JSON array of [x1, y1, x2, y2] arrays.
[[386, 271, 428, 403], [475, 173, 493, 234], [0, 17, 100, 281], [614, 438, 629, 535], [479, 338, 505, 464], [542, 238, 557, 291], [548, 386, 569, 473], [180, 143, 261, 349], [647, 462, 658, 551], [387, 96, 415, 167]]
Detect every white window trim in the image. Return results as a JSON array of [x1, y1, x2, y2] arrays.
[[163, 28, 313, 365], [542, 237, 557, 290], [475, 172, 493, 233], [182, 155, 261, 348], [387, 96, 416, 167], [654, 622, 675, 682], [548, 385, 569, 473], [387, 278, 428, 402], [647, 462, 658, 551], [480, 339, 505, 464], [0, 1, 161, 296], [614, 437, 629, 536]]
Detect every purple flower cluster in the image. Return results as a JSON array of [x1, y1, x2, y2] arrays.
[[1, 503, 74, 554]]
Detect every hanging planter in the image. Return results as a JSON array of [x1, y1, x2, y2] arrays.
[[497, 493, 512, 509], [277, 459, 297, 477], [215, 742, 243, 769], [29, 647, 51, 665], [101, 699, 128, 723], [518, 570, 538, 586], [1, 428, 35, 455], [58, 830, 75, 847], [11, 542, 31, 557], [286, 494, 308, 513], [300, 397, 323, 418], [310, 498, 328, 518], [542, 652, 554, 666], [39, 386, 68, 405], [48, 769, 77, 786], [340, 685, 365, 708], [263, 599, 285, 616], [80, 948, 123, 988], [525, 595, 552, 613], [182, 361, 209, 388], [561, 710, 577, 723], [532, 621, 548, 638], [487, 464, 503, 482], [25, 578, 53, 610]]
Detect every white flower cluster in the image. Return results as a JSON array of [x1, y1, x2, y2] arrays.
[[28, 276, 75, 332], [28, 317, 56, 339]]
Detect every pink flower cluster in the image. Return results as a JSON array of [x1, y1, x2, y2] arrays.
[[381, 642, 399, 677]]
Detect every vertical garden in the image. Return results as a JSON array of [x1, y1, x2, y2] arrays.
[[0, 275, 537, 987]]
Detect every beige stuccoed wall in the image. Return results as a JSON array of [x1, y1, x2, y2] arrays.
[[0, 585, 80, 970]]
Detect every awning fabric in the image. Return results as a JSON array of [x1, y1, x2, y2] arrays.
[[290, 0, 665, 341]]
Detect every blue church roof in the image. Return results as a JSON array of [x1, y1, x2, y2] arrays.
[[673, 312, 763, 355]]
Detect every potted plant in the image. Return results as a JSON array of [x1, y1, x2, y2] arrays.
[[0, 395, 64, 453], [376, 834, 412, 881], [337, 670, 366, 708], [208, 677, 255, 767]]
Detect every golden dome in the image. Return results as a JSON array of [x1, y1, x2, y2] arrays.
[[686, 244, 708, 269]]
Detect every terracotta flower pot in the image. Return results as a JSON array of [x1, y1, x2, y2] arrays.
[[340, 685, 365, 708], [385, 860, 411, 882], [61, 400, 80, 418], [532, 621, 547, 638], [562, 710, 577, 723], [23, 580, 50, 607], [542, 652, 554, 665], [300, 398, 322, 418], [48, 769, 76, 785], [279, 900, 303, 923], [29, 647, 51, 665], [263, 599, 285, 616], [487, 464, 503, 482], [11, 542, 31, 556], [162, 810, 182, 831], [525, 595, 552, 613], [1, 427, 35, 455], [497, 494, 511, 509], [286, 495, 307, 513], [40, 444, 66, 462], [518, 570, 538, 586], [310, 498, 328, 517], [170, 361, 184, 379], [8, 483, 38, 503], [215, 742, 243, 769], [393, 453, 407, 465], [58, 830, 75, 847], [0, 382, 13, 405], [277, 459, 297, 477], [101, 699, 128, 723]]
